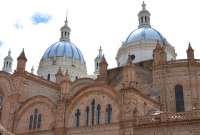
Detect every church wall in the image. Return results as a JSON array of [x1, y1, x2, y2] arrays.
[[153, 65, 198, 112], [121, 89, 159, 120], [133, 123, 200, 135], [67, 124, 120, 135], [21, 79, 59, 104]]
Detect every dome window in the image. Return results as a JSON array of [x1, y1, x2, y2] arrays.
[[141, 17, 143, 23], [47, 74, 50, 81], [96, 63, 99, 69], [130, 54, 135, 60]]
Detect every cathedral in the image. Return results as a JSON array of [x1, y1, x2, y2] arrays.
[[0, 2, 200, 135]]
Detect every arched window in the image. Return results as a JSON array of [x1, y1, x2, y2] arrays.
[[75, 109, 81, 127], [29, 108, 42, 130], [86, 106, 89, 126], [29, 115, 33, 129], [61, 32, 64, 38], [47, 74, 50, 81], [96, 104, 101, 124], [91, 99, 95, 125], [106, 104, 112, 124], [33, 109, 38, 129], [37, 113, 42, 128], [175, 85, 185, 112]]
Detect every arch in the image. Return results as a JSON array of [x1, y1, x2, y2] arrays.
[[175, 85, 185, 112], [66, 84, 120, 127], [71, 78, 95, 88], [71, 78, 95, 95], [14, 96, 56, 131], [16, 95, 55, 118]]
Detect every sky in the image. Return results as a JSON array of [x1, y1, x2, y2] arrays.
[[0, 0, 200, 75]]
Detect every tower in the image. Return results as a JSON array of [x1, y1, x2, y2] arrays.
[[94, 46, 103, 75], [97, 55, 108, 81], [16, 49, 27, 73], [2, 49, 13, 73]]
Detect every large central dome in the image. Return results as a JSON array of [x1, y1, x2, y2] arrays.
[[42, 41, 85, 64], [116, 2, 176, 66], [37, 17, 87, 81]]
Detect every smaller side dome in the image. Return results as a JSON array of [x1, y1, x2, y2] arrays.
[[125, 27, 167, 45], [116, 2, 176, 66]]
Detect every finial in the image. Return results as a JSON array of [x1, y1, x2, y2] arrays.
[[187, 42, 193, 51], [56, 67, 63, 76], [127, 54, 132, 65], [99, 46, 103, 56], [155, 40, 161, 49], [156, 40, 160, 45], [100, 55, 108, 65], [17, 48, 27, 61], [65, 69, 69, 77], [65, 10, 68, 24], [8, 49, 11, 56], [31, 66, 34, 74], [142, 1, 146, 10]]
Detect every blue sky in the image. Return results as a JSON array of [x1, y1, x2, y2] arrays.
[[0, 0, 200, 74]]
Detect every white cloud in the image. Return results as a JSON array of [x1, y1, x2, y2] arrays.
[[31, 12, 52, 25]]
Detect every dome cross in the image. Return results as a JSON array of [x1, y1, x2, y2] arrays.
[[142, 1, 146, 10]]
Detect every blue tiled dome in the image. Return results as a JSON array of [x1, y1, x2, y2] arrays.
[[42, 41, 85, 64], [125, 27, 167, 45]]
